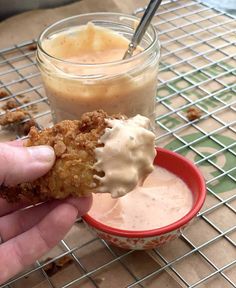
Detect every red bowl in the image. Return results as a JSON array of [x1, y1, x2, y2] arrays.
[[83, 147, 206, 250]]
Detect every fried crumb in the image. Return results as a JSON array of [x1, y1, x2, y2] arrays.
[[0, 90, 9, 98], [0, 110, 28, 126], [27, 107, 38, 115], [17, 94, 25, 98], [0, 102, 34, 135], [55, 256, 73, 268], [27, 103, 38, 113], [186, 107, 202, 121], [43, 258, 57, 277], [43, 256, 73, 277], [2, 100, 19, 110], [28, 43, 37, 51], [17, 119, 36, 136], [23, 99, 30, 104], [54, 140, 67, 157], [30, 103, 37, 109]]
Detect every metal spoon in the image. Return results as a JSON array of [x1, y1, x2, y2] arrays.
[[123, 0, 163, 60]]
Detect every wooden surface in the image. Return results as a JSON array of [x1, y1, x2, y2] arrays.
[[0, 0, 147, 49]]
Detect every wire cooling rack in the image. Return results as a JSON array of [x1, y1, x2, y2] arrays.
[[0, 0, 235, 287]]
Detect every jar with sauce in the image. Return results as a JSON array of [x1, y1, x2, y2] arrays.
[[37, 13, 160, 130]]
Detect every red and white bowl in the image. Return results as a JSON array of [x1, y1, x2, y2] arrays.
[[83, 147, 206, 250]]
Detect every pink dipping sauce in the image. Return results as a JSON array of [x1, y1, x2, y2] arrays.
[[89, 166, 193, 230]]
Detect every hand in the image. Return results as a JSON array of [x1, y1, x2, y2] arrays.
[[0, 141, 92, 284]]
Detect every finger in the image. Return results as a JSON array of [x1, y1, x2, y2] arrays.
[[0, 143, 55, 186], [0, 198, 30, 217], [4, 140, 24, 147], [0, 196, 92, 242], [0, 201, 80, 284]]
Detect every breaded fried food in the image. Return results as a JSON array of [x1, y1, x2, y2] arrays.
[[0, 110, 112, 203], [2, 100, 19, 110], [17, 119, 36, 136], [186, 107, 202, 121], [0, 110, 28, 126], [0, 110, 157, 203]]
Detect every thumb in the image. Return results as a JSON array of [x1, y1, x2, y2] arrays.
[[0, 143, 55, 186]]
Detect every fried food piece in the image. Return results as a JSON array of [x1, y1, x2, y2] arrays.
[[17, 119, 36, 136], [0, 90, 9, 98], [2, 100, 19, 110], [43, 256, 73, 277], [0, 107, 35, 136], [0, 110, 28, 126], [186, 107, 202, 121], [27, 43, 37, 51], [0, 110, 113, 203]]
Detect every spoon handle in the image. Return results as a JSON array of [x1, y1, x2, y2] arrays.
[[123, 0, 162, 59]]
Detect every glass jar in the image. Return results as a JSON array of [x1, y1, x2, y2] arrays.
[[201, 0, 236, 15], [37, 13, 160, 130]]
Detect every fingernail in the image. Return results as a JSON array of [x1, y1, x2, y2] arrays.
[[28, 145, 55, 163]]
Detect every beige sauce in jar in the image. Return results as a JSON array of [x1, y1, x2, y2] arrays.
[[89, 166, 193, 230], [39, 23, 158, 123]]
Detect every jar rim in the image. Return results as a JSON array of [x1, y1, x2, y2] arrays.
[[37, 12, 160, 68]]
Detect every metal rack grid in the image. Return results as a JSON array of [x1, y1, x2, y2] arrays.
[[0, 0, 235, 287]]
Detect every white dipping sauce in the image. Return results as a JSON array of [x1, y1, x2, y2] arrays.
[[89, 166, 193, 230], [94, 115, 156, 198]]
